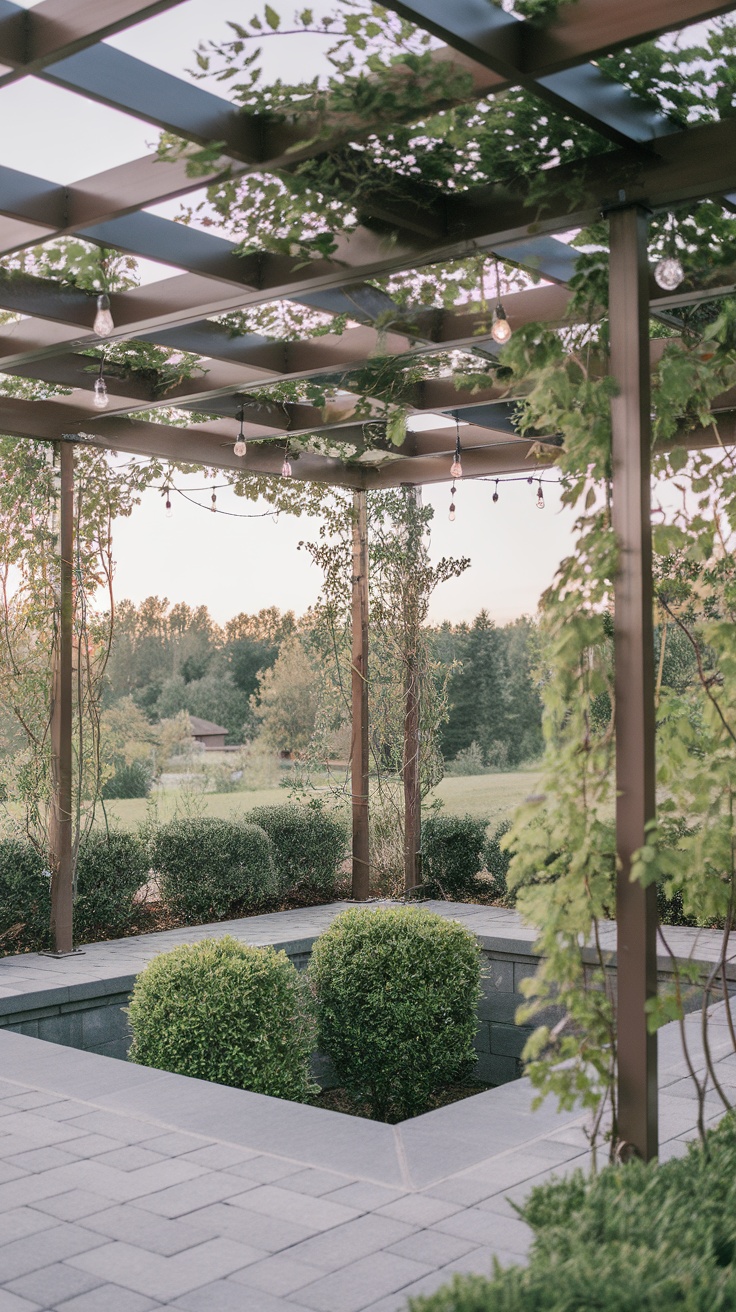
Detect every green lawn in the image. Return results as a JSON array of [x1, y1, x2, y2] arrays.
[[103, 768, 542, 831]]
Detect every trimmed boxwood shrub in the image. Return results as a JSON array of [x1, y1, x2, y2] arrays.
[[0, 829, 148, 953], [0, 839, 51, 953], [246, 803, 348, 894], [151, 817, 278, 922], [74, 830, 150, 943], [483, 819, 512, 902], [408, 1111, 736, 1311], [128, 936, 316, 1101], [309, 906, 481, 1120], [422, 814, 487, 899]]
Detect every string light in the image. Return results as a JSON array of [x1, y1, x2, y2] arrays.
[[93, 292, 114, 337], [92, 353, 109, 409], [490, 258, 512, 344], [654, 255, 684, 291], [449, 483, 457, 522], [281, 442, 292, 478], [160, 484, 278, 519], [536, 479, 545, 509], [492, 480, 499, 503], [450, 418, 463, 479], [233, 405, 247, 459], [211, 489, 217, 512]]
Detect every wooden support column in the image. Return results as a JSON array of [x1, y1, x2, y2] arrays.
[[350, 489, 370, 900], [609, 206, 658, 1161], [403, 650, 421, 893], [403, 485, 422, 894], [49, 439, 75, 955]]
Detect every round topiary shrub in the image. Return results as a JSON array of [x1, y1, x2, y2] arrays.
[[150, 817, 278, 923], [128, 936, 316, 1101], [74, 829, 150, 944], [422, 813, 488, 899], [246, 803, 348, 895], [309, 906, 481, 1120]]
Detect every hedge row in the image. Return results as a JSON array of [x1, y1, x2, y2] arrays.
[[129, 907, 482, 1121], [0, 804, 349, 953], [408, 1110, 736, 1310]]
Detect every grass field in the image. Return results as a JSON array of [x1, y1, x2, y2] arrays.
[[102, 768, 543, 831]]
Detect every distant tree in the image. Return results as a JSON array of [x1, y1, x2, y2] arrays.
[[441, 611, 507, 763], [154, 673, 251, 744], [498, 618, 544, 765], [254, 636, 319, 756]]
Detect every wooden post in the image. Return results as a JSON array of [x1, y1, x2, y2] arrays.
[[403, 649, 421, 893], [609, 206, 658, 1161], [49, 439, 75, 955], [351, 489, 370, 900], [403, 486, 422, 894]]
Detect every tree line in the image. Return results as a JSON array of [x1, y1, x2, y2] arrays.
[[103, 597, 546, 770]]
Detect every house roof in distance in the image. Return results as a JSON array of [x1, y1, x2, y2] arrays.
[[188, 715, 228, 737]]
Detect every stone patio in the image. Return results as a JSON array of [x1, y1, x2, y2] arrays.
[[0, 903, 733, 1310]]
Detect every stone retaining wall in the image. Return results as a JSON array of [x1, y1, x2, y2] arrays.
[[0, 901, 728, 1088], [0, 940, 539, 1085]]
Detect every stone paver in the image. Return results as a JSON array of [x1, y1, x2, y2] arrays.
[[0, 904, 733, 1311]]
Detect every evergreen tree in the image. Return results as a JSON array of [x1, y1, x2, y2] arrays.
[[441, 611, 507, 763]]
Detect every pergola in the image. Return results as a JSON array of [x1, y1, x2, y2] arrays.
[[4, 0, 736, 1164]]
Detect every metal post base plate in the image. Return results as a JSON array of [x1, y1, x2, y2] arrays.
[[38, 948, 86, 958]]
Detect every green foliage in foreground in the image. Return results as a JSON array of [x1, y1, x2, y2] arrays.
[[129, 936, 317, 1101], [408, 1112, 736, 1311], [246, 803, 348, 894], [150, 817, 279, 921], [309, 907, 480, 1120]]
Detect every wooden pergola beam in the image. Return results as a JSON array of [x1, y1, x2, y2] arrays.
[[0, 0, 187, 78]]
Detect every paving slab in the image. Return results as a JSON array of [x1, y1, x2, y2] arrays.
[[0, 904, 733, 1311]]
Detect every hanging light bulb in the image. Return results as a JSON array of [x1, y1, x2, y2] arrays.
[[93, 292, 114, 337], [491, 303, 512, 344], [653, 256, 684, 291], [163, 487, 173, 519], [449, 483, 457, 522], [281, 443, 292, 478], [450, 419, 463, 479], [536, 480, 545, 510], [93, 375, 109, 409], [653, 215, 685, 291], [492, 480, 499, 504], [211, 489, 217, 513], [489, 258, 512, 344], [233, 406, 247, 458]]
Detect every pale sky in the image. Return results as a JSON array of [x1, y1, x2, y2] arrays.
[[2, 0, 578, 626], [110, 474, 576, 626]]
